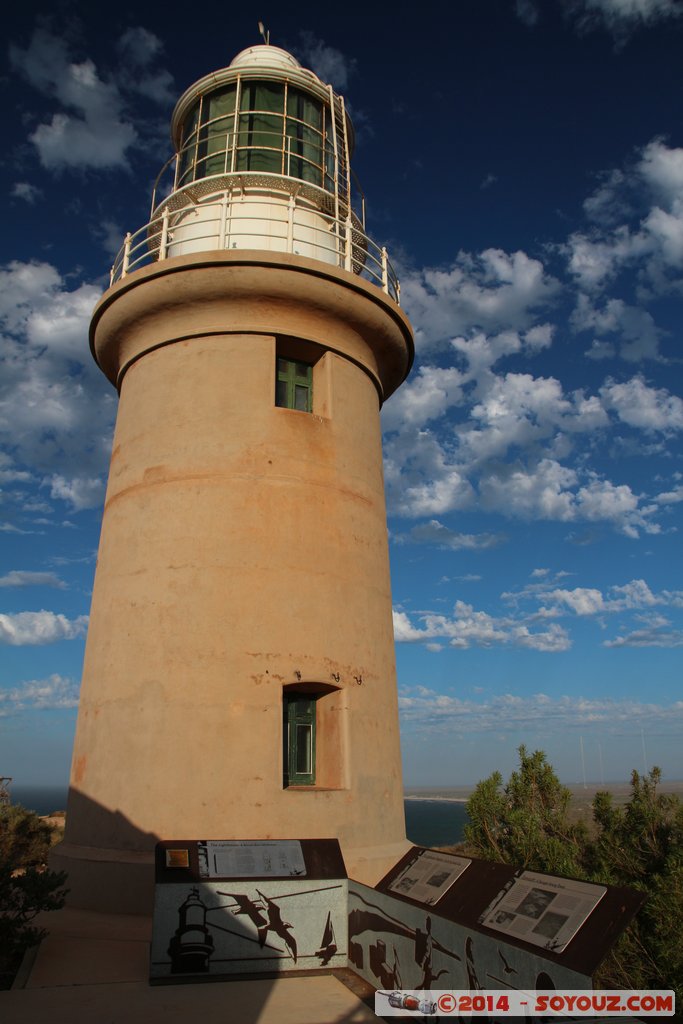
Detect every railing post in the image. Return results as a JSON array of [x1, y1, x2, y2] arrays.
[[231, 130, 237, 174], [109, 265, 115, 287], [381, 246, 389, 294], [344, 214, 353, 272], [159, 208, 170, 262], [287, 195, 295, 253], [122, 233, 132, 277], [219, 191, 229, 249]]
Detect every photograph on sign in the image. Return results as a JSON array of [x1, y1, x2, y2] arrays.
[[197, 840, 307, 878], [480, 871, 606, 952], [388, 850, 471, 905], [165, 848, 190, 868]]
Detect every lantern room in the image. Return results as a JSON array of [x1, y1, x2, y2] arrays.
[[170, 45, 351, 200], [110, 44, 399, 300]]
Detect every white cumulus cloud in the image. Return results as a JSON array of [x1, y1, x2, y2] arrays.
[[381, 365, 466, 431], [0, 260, 113, 515], [296, 32, 357, 91], [558, 0, 683, 47], [0, 570, 65, 589], [568, 141, 683, 344], [400, 521, 507, 550], [10, 26, 173, 172], [0, 610, 88, 645], [400, 249, 560, 350], [11, 182, 43, 204], [601, 375, 683, 431], [398, 688, 683, 735], [10, 30, 136, 170], [545, 587, 605, 615], [48, 475, 106, 511], [0, 673, 80, 713], [393, 601, 571, 652]]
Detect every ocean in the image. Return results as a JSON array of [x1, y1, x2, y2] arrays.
[[10, 786, 68, 816], [403, 799, 469, 848], [9, 787, 469, 849]]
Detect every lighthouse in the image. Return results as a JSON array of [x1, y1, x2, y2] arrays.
[[52, 40, 414, 913]]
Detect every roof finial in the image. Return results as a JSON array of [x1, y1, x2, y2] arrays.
[[258, 21, 270, 46]]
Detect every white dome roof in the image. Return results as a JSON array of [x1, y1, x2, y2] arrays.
[[229, 45, 301, 71]]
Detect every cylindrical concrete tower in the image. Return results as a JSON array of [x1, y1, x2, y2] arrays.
[[52, 42, 414, 913]]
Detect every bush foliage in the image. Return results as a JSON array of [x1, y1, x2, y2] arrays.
[[464, 747, 682, 1001], [0, 804, 56, 868], [0, 804, 68, 989]]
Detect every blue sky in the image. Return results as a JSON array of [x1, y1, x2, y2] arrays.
[[1, 0, 682, 789]]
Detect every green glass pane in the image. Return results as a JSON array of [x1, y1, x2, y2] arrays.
[[294, 362, 310, 379], [287, 89, 322, 130], [181, 101, 200, 145], [248, 114, 281, 146], [286, 123, 322, 149], [178, 144, 195, 184], [206, 118, 231, 148], [275, 380, 288, 407], [203, 156, 225, 175], [204, 86, 236, 122], [285, 117, 323, 184], [202, 118, 232, 175], [294, 385, 309, 411], [236, 110, 283, 173], [325, 140, 335, 179], [298, 698, 315, 718], [236, 148, 281, 173], [240, 81, 284, 114], [295, 724, 311, 774]]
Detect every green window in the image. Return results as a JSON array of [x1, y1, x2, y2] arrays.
[[198, 85, 237, 177], [237, 81, 285, 173], [285, 88, 323, 185], [178, 99, 200, 186], [276, 357, 312, 412], [283, 695, 316, 786], [176, 80, 332, 191]]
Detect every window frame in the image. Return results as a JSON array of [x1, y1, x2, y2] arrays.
[[275, 356, 313, 412], [283, 694, 316, 787]]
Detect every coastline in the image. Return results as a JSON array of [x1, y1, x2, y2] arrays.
[[403, 795, 469, 803]]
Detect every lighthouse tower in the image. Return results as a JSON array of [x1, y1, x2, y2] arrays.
[[53, 41, 414, 913]]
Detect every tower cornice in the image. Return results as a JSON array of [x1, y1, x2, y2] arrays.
[[90, 251, 414, 401]]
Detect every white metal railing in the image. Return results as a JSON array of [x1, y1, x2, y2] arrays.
[[109, 186, 400, 303]]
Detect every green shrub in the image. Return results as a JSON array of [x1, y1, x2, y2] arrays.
[[464, 750, 682, 1001], [0, 804, 55, 868], [0, 804, 68, 989]]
